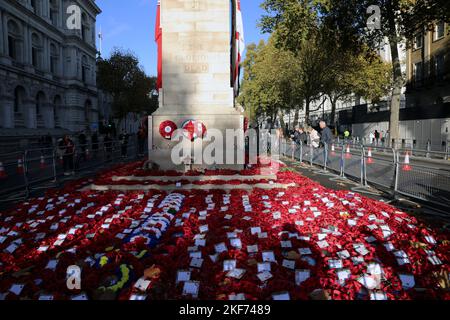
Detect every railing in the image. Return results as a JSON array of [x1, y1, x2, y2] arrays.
[[0, 138, 148, 202], [281, 139, 450, 210]]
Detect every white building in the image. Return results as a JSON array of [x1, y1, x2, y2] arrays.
[[0, 0, 101, 148]]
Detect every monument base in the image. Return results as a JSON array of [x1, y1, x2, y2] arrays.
[[148, 107, 245, 171]]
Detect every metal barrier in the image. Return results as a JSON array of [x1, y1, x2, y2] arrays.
[[363, 146, 396, 190], [395, 152, 450, 208], [0, 138, 148, 202], [282, 138, 450, 209]]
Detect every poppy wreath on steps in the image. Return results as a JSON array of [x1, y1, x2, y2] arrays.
[[159, 121, 178, 140], [182, 119, 207, 141]]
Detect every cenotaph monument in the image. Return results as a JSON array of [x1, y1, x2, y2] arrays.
[[148, 0, 245, 171]]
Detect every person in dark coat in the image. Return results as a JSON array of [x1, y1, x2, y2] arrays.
[[319, 121, 333, 147], [119, 129, 129, 158], [59, 135, 75, 175]]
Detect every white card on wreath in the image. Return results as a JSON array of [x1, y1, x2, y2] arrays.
[[251, 227, 262, 235], [215, 243, 228, 254], [223, 260, 237, 272], [282, 259, 295, 270], [328, 259, 343, 269], [399, 273, 415, 289], [317, 240, 329, 249], [257, 271, 273, 282], [230, 238, 242, 249], [281, 241, 293, 248], [262, 251, 276, 263], [182, 281, 200, 298], [134, 278, 151, 291], [199, 225, 209, 233], [247, 245, 259, 254], [229, 293, 246, 301], [272, 292, 290, 300], [257, 262, 271, 273], [190, 258, 203, 268], [227, 268, 246, 279], [295, 269, 310, 285]]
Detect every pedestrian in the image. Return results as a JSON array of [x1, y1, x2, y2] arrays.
[[374, 130, 380, 146], [307, 126, 321, 149], [59, 135, 75, 176], [380, 131, 385, 146], [319, 121, 333, 148], [119, 129, 129, 158], [344, 129, 350, 141], [137, 127, 146, 157], [91, 131, 99, 158], [78, 130, 87, 162], [294, 126, 308, 146], [104, 133, 113, 161], [369, 131, 375, 145]]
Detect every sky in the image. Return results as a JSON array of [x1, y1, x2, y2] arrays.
[[96, 0, 269, 76]]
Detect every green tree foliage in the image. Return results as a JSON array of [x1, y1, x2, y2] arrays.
[[97, 49, 158, 121], [238, 37, 302, 126], [260, 0, 448, 144]]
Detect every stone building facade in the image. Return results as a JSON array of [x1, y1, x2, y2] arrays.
[[0, 0, 101, 141]]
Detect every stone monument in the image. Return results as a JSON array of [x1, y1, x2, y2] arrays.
[[148, 0, 244, 171]]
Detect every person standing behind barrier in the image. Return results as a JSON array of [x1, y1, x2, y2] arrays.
[[294, 126, 308, 146], [91, 131, 99, 158], [307, 126, 321, 149], [119, 129, 129, 158], [59, 135, 75, 176], [137, 127, 146, 157], [78, 130, 87, 162], [374, 130, 380, 146], [369, 131, 375, 145], [104, 133, 113, 161], [320, 121, 333, 166]]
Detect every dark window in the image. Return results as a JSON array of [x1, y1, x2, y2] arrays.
[[8, 36, 15, 59]]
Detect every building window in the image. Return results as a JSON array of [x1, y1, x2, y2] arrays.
[[36, 91, 46, 116], [31, 33, 43, 70], [435, 54, 445, 80], [49, 0, 59, 27], [14, 86, 25, 113], [414, 62, 423, 85], [30, 0, 41, 15], [7, 20, 23, 62], [82, 55, 89, 83], [81, 13, 90, 43], [413, 33, 423, 50], [434, 21, 445, 40], [50, 43, 59, 74]]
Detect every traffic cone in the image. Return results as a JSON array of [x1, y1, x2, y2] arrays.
[[345, 145, 351, 159], [17, 158, 24, 174], [331, 144, 336, 156], [40, 155, 46, 169], [367, 148, 374, 164], [0, 162, 6, 179], [402, 151, 412, 171]]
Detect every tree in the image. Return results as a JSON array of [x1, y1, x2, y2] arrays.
[[260, 0, 449, 146], [238, 37, 302, 127], [97, 49, 158, 124]]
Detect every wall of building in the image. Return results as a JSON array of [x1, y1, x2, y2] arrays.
[[0, 0, 101, 140]]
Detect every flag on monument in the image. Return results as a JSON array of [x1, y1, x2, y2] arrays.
[[234, 0, 245, 97], [155, 0, 163, 90]]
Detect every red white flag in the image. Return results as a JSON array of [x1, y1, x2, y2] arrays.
[[155, 0, 162, 90], [233, 0, 245, 97]]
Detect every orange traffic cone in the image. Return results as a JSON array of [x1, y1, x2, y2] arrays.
[[17, 158, 24, 174], [0, 162, 6, 179], [345, 145, 351, 159], [40, 155, 46, 169], [367, 148, 374, 164], [331, 144, 336, 156], [402, 151, 412, 171]]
